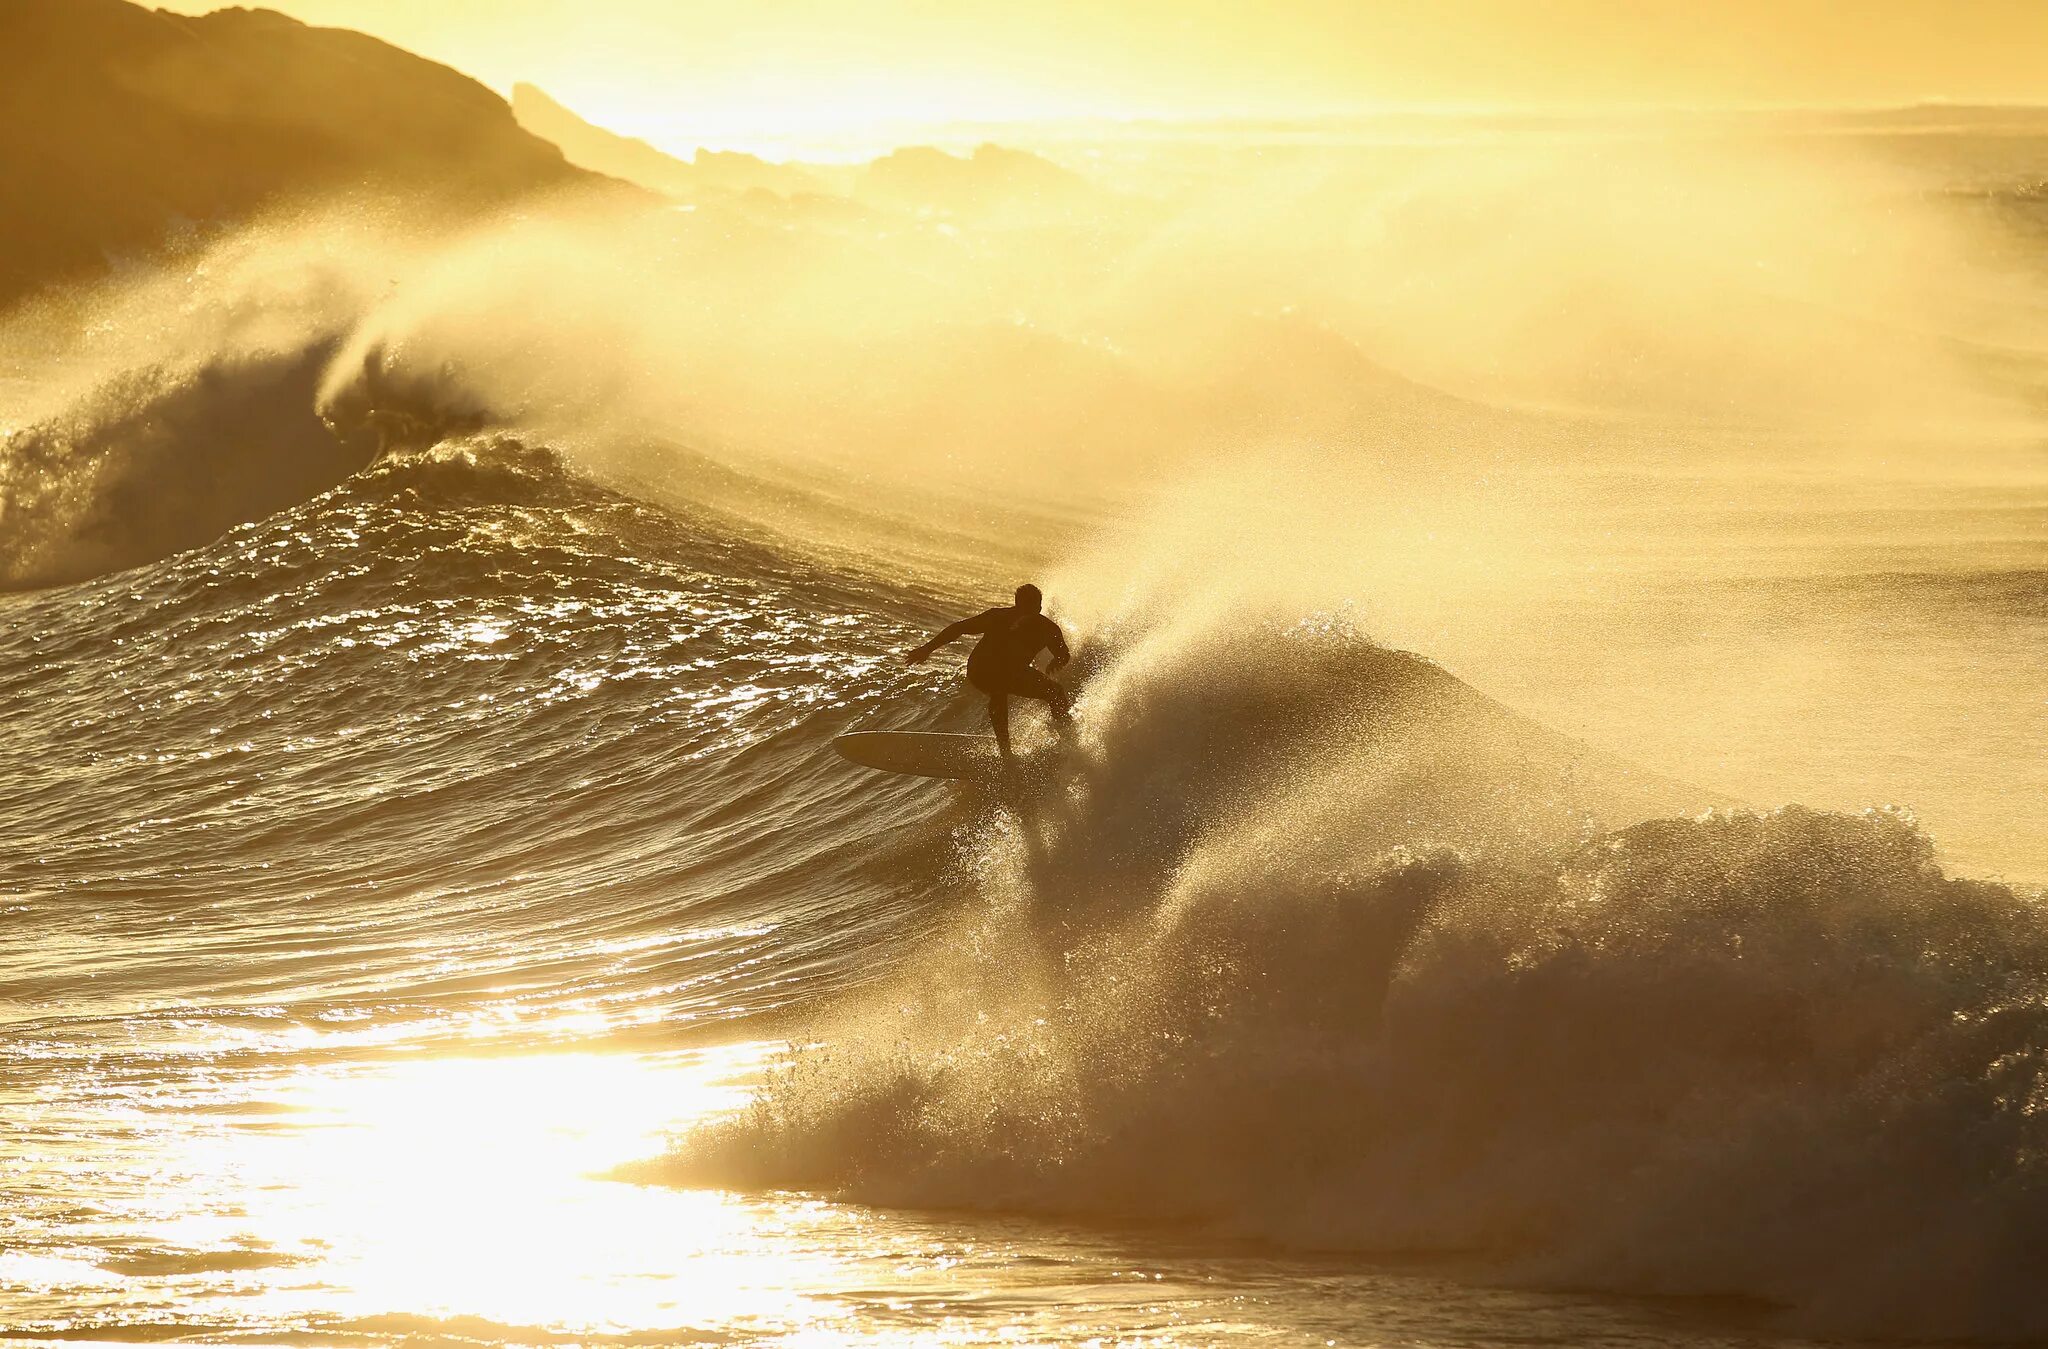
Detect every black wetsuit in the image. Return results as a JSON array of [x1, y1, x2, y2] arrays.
[[960, 606, 1067, 702]]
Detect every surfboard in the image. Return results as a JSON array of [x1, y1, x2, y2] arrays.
[[833, 731, 1013, 782]]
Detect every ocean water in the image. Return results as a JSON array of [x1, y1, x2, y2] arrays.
[[3, 123, 2047, 1347]]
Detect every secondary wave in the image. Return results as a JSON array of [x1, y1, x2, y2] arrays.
[[0, 434, 974, 1049]]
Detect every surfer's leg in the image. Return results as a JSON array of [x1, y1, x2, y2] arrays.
[[1011, 668, 1072, 724], [968, 665, 1014, 755], [987, 692, 1012, 756]]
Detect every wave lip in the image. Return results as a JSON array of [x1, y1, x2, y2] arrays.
[[0, 340, 374, 590]]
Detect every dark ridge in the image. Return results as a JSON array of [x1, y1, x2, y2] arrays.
[[0, 0, 616, 306]]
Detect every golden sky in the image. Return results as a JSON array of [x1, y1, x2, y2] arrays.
[[155, 0, 2048, 153]]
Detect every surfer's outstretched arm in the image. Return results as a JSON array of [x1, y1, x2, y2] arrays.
[[904, 615, 978, 665], [904, 622, 966, 665]]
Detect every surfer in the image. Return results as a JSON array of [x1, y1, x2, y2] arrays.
[[905, 584, 1073, 755]]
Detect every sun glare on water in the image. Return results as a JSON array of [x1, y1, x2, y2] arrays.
[[268, 1052, 791, 1325], [87, 1046, 874, 1339], [12, 1040, 1279, 1347]]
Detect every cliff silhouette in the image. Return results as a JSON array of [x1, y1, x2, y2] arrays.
[[0, 0, 609, 306]]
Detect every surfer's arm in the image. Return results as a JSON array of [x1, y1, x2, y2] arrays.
[[904, 611, 990, 665]]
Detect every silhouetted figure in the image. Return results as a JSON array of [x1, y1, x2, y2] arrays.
[[906, 583, 1072, 755]]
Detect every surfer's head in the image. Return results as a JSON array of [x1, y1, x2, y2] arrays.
[[1014, 583, 1043, 612]]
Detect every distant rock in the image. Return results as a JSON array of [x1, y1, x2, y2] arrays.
[[0, 0, 609, 306], [693, 147, 828, 197], [510, 83, 1102, 220], [858, 143, 1096, 216], [511, 83, 825, 200]]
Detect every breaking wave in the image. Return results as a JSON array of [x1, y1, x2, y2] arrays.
[[650, 613, 2048, 1341]]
